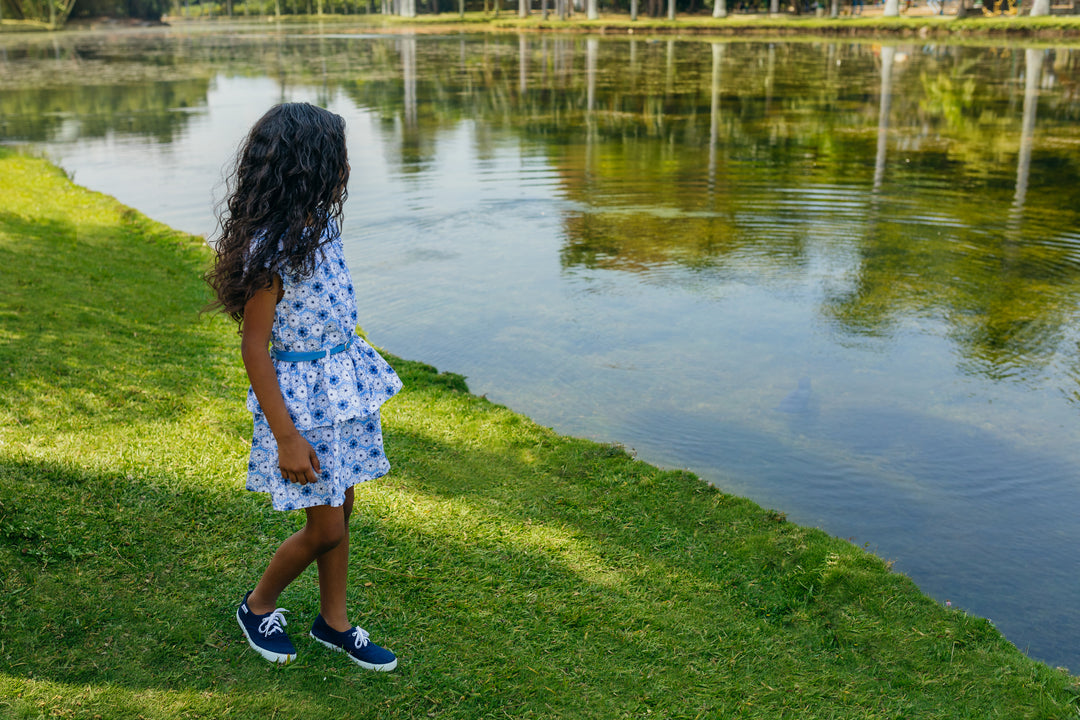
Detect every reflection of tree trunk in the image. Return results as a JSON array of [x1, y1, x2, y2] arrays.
[[402, 36, 418, 129], [520, 34, 528, 94], [709, 42, 724, 195], [873, 45, 895, 193], [318, 23, 329, 103], [827, 42, 836, 87], [765, 43, 775, 115], [1011, 48, 1044, 220], [540, 37, 548, 84], [586, 37, 598, 113], [666, 39, 675, 96]]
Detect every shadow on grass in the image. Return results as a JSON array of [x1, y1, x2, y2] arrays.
[[0, 448, 752, 718], [0, 205, 235, 431], [0, 380, 1073, 717]]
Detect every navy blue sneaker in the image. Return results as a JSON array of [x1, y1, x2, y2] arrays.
[[236, 591, 297, 665], [309, 614, 397, 671]]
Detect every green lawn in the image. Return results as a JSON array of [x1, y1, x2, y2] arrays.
[[1, 148, 1077, 718]]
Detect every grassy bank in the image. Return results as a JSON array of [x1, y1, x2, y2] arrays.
[[1, 148, 1078, 718]]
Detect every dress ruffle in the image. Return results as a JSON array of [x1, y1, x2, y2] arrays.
[[247, 336, 403, 430]]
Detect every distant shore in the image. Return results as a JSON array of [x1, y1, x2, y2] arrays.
[[0, 8, 1067, 41], [170, 8, 1080, 41]]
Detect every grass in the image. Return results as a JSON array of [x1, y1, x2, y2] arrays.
[[1, 147, 1078, 718]]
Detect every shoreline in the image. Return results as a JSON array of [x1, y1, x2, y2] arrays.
[[4, 10, 1076, 42]]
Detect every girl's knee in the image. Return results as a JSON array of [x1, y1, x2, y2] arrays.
[[309, 523, 345, 554], [304, 511, 347, 553]]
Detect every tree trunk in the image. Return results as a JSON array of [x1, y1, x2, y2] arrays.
[[713, 0, 726, 17], [667, 0, 674, 19], [587, 0, 597, 16], [520, 0, 529, 14], [630, 0, 638, 18], [1030, 0, 1048, 13], [883, 0, 899, 14]]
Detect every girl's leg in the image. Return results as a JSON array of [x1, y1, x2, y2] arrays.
[[315, 486, 355, 632], [246, 501, 348, 615]]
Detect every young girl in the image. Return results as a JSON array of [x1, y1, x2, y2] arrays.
[[206, 102, 402, 671]]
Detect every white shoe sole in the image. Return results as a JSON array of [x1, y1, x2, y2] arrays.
[[236, 609, 296, 665], [309, 632, 398, 672]]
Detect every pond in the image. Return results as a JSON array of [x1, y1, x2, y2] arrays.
[[2, 25, 1079, 672]]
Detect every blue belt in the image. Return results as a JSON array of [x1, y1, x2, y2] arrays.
[[270, 336, 353, 362]]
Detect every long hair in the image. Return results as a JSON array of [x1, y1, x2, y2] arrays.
[[205, 102, 349, 328]]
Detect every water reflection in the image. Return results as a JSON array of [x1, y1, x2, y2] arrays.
[[3, 30, 1080, 671], [873, 44, 894, 192], [1012, 47, 1044, 219]]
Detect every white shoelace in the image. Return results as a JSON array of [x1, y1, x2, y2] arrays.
[[258, 609, 290, 638], [351, 627, 370, 650]]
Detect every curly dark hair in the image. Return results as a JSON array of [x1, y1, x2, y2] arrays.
[[205, 102, 350, 328]]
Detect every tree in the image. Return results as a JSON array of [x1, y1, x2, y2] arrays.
[[8, 0, 80, 25]]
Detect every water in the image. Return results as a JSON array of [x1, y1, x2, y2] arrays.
[[2, 27, 1080, 671]]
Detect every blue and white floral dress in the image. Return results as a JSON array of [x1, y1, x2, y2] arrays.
[[246, 227, 402, 511]]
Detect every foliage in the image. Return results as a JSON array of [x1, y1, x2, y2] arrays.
[[71, 0, 172, 20], [2, 0, 77, 26]]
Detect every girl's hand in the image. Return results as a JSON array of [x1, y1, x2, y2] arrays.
[[277, 432, 322, 485]]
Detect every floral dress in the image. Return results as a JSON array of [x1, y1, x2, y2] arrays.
[[246, 226, 403, 511]]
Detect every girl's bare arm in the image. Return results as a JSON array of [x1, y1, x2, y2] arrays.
[[241, 276, 322, 485]]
